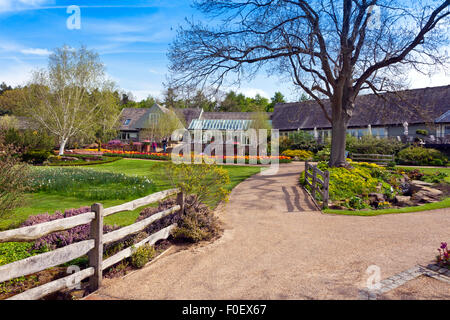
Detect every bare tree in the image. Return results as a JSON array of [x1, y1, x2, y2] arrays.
[[23, 46, 118, 155], [168, 0, 449, 167]]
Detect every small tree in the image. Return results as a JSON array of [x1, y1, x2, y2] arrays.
[[0, 115, 18, 131], [92, 87, 122, 150], [23, 45, 118, 155], [0, 131, 30, 218], [141, 108, 185, 143], [250, 111, 272, 132], [163, 163, 230, 210]]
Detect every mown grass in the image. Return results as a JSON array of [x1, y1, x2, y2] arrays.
[[2, 159, 261, 230], [398, 166, 450, 183], [324, 197, 450, 216]]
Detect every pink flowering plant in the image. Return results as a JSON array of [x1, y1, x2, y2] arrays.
[[437, 242, 449, 268]]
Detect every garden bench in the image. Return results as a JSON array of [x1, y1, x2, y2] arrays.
[[350, 153, 394, 166]]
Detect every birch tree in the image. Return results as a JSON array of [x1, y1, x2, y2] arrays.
[[23, 46, 116, 155], [168, 0, 449, 167]]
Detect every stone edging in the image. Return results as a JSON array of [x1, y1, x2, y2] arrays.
[[359, 264, 450, 300]]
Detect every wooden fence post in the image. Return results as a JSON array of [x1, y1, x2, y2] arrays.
[[177, 191, 185, 215], [305, 161, 309, 185], [88, 203, 103, 292], [312, 166, 317, 200], [323, 171, 330, 209]]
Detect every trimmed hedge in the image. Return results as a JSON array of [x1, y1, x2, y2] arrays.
[[46, 156, 121, 167], [397, 147, 448, 166], [346, 135, 406, 155], [22, 150, 52, 164]]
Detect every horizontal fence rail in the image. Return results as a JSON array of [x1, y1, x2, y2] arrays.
[[7, 267, 95, 301], [0, 212, 96, 243], [103, 188, 179, 217], [0, 240, 95, 283], [304, 161, 330, 209], [103, 206, 180, 245], [0, 187, 183, 300], [102, 224, 176, 270]]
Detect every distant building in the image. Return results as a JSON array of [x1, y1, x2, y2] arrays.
[[272, 85, 450, 143], [118, 105, 271, 143], [117, 85, 450, 144], [118, 104, 201, 142]]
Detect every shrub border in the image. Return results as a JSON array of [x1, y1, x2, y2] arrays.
[[323, 197, 450, 216]]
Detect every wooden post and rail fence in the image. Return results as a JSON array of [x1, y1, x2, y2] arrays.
[[0, 188, 184, 300], [304, 161, 330, 210]]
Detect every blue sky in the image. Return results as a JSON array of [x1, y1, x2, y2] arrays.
[[0, 0, 448, 101]]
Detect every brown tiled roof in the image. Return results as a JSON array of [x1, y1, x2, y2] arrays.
[[176, 108, 203, 127], [272, 85, 450, 130], [119, 108, 150, 131]]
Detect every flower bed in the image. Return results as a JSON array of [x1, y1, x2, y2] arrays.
[[437, 242, 449, 269], [94, 149, 292, 164], [103, 150, 170, 161], [282, 149, 314, 161], [300, 160, 449, 211], [27, 167, 155, 200]]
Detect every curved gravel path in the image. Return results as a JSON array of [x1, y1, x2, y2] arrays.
[[87, 162, 450, 300]]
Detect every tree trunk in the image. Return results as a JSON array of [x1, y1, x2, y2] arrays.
[[58, 138, 68, 156], [329, 108, 350, 167]]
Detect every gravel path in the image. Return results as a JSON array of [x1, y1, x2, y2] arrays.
[[86, 162, 450, 300]]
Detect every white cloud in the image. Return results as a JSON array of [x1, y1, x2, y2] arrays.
[[0, 0, 52, 13], [129, 89, 163, 101], [237, 88, 270, 99], [148, 68, 165, 75], [408, 68, 450, 89], [20, 48, 52, 56], [0, 59, 35, 86]]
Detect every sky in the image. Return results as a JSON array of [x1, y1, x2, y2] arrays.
[[0, 0, 449, 102]]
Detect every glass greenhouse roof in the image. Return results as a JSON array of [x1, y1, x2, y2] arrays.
[[188, 119, 253, 131]]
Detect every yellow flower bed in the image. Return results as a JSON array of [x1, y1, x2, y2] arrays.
[[282, 149, 314, 160]]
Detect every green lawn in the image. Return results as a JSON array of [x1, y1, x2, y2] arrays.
[[1, 159, 261, 230], [324, 197, 450, 216], [398, 166, 450, 183]]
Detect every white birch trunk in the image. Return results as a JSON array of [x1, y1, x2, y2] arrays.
[[58, 138, 68, 155]]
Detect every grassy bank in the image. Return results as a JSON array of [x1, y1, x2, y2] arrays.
[[2, 159, 261, 230], [324, 197, 450, 216]]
